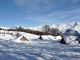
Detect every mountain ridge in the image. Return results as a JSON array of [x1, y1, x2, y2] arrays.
[[0, 21, 80, 34], [29, 21, 80, 34]]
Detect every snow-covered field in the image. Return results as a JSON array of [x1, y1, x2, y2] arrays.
[[0, 31, 80, 60]]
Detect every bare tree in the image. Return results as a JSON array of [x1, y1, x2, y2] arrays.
[[51, 28, 61, 36], [42, 24, 50, 34]]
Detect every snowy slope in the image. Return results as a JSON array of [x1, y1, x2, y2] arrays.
[[29, 21, 80, 34], [63, 35, 79, 45], [51, 21, 80, 34], [71, 22, 80, 33], [0, 31, 80, 60]]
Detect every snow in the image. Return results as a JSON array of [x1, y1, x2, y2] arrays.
[[0, 31, 80, 60], [50, 21, 80, 34], [28, 26, 42, 31], [63, 35, 79, 45], [71, 22, 80, 34], [29, 21, 80, 35], [0, 26, 9, 29], [0, 21, 80, 35]]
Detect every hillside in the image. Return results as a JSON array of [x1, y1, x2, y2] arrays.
[[29, 21, 80, 34], [0, 31, 80, 60]]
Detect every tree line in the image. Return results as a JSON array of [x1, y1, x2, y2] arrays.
[[0, 24, 61, 36]]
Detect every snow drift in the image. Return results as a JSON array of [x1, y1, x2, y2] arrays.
[[62, 35, 79, 45]]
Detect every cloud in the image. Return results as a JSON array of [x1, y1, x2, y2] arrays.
[[14, 0, 80, 24], [26, 8, 80, 24], [14, 0, 46, 11], [14, 0, 80, 14], [52, 8, 80, 18], [26, 14, 60, 25], [14, 0, 26, 7], [14, 0, 66, 12]]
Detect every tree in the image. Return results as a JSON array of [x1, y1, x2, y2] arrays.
[[42, 24, 50, 34], [51, 28, 61, 36], [0, 28, 2, 30]]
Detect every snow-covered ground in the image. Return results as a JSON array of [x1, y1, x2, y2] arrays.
[[62, 35, 79, 45], [0, 31, 80, 60]]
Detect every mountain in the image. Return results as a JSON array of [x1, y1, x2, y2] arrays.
[[29, 26, 42, 31], [10, 25, 22, 29], [0, 21, 80, 36], [0, 26, 9, 29], [29, 21, 80, 34]]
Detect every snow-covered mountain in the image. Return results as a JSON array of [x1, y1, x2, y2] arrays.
[[29, 21, 80, 34], [0, 21, 80, 35], [10, 25, 23, 30], [0, 26, 9, 29], [29, 26, 42, 31]]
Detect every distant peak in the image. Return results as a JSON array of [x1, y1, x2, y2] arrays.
[[71, 21, 75, 22], [71, 21, 76, 23]]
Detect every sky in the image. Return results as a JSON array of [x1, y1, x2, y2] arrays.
[[0, 0, 80, 28]]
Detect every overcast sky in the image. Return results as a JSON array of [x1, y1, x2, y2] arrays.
[[0, 0, 80, 27]]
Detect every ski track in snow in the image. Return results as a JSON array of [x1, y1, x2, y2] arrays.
[[0, 31, 80, 60]]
